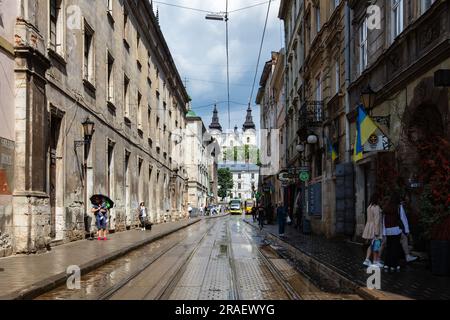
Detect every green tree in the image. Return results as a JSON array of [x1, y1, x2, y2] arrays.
[[218, 168, 234, 200]]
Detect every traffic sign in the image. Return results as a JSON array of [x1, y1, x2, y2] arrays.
[[299, 171, 310, 182]]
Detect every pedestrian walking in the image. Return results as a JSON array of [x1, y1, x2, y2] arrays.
[[92, 198, 108, 241], [382, 194, 404, 272], [400, 196, 418, 263], [294, 191, 303, 231], [277, 203, 287, 236], [188, 204, 193, 218], [138, 202, 147, 231], [251, 205, 258, 223], [267, 202, 274, 225], [257, 203, 265, 230], [362, 193, 383, 267]]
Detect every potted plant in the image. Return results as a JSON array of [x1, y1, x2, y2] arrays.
[[417, 137, 450, 276]]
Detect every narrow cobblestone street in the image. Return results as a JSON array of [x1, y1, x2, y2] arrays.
[[31, 216, 361, 300]]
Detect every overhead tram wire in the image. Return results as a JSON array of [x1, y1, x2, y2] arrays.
[[152, 1, 277, 15], [226, 0, 231, 130], [248, 0, 272, 106]]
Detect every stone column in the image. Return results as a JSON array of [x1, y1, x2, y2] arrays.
[[13, 42, 51, 253]]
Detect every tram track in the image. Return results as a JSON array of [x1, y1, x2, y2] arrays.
[[35, 217, 223, 300]]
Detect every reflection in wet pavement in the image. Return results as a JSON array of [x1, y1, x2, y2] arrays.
[[35, 220, 213, 300], [36, 216, 362, 300]]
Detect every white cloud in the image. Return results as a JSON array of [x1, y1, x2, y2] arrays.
[[157, 0, 282, 130]]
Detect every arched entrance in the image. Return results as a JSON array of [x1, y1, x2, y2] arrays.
[[397, 78, 449, 250]]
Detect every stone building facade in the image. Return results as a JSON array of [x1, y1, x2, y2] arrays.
[[208, 105, 259, 203], [0, 0, 18, 257], [348, 0, 450, 240], [275, 0, 449, 242], [256, 50, 285, 208], [185, 110, 218, 210], [2, 0, 190, 255]]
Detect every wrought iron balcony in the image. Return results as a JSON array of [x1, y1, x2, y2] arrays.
[[297, 101, 324, 141]]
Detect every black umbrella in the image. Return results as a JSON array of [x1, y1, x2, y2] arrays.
[[90, 194, 115, 209]]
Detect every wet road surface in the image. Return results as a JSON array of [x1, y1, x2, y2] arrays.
[[36, 216, 361, 300]]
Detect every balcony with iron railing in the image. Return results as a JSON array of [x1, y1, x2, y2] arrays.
[[297, 101, 324, 140]]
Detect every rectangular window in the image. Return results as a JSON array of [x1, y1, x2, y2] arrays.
[[359, 19, 368, 73], [107, 52, 114, 103], [332, 0, 340, 10], [123, 11, 129, 47], [315, 6, 321, 33], [49, 0, 64, 55], [124, 75, 130, 118], [107, 0, 113, 13], [137, 92, 142, 130], [148, 107, 152, 139], [84, 22, 95, 84], [421, 0, 436, 14], [392, 0, 404, 41], [335, 59, 340, 94], [315, 74, 322, 101]]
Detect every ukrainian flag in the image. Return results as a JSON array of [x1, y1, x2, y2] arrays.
[[327, 137, 338, 162], [353, 105, 378, 162]]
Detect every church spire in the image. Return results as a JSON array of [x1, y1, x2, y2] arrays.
[[243, 104, 256, 131], [209, 104, 223, 132]]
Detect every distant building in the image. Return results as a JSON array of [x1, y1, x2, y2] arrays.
[[209, 105, 259, 202], [185, 110, 218, 210]]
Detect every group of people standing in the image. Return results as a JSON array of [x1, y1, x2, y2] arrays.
[[362, 192, 418, 272], [91, 199, 151, 241], [251, 202, 291, 236]]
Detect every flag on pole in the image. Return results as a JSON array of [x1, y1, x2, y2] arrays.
[[353, 105, 378, 162], [327, 137, 338, 162], [358, 105, 379, 145]]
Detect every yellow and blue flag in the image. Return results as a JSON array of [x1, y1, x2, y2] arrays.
[[327, 137, 338, 162], [353, 105, 378, 162]]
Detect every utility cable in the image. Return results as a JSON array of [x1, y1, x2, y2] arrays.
[[248, 0, 272, 106]]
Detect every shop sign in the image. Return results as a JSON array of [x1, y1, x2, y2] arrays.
[[364, 134, 390, 152]]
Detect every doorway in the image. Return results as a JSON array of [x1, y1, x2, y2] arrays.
[[50, 113, 63, 240], [107, 140, 115, 229], [125, 151, 131, 228]]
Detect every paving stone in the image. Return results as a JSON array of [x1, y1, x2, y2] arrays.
[[247, 220, 450, 300]]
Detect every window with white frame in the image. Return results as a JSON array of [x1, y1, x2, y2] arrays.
[[359, 18, 368, 73], [335, 59, 340, 94], [49, 0, 64, 55], [107, 52, 114, 103], [315, 5, 321, 33], [137, 92, 142, 130], [332, 0, 340, 11], [124, 75, 130, 118], [83, 21, 95, 84], [391, 0, 404, 41], [315, 74, 322, 122], [421, 0, 436, 14]]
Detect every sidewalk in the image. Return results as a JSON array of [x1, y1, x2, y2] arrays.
[[245, 219, 450, 300], [0, 218, 200, 300]]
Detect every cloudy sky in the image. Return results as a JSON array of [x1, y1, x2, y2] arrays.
[[156, 0, 283, 131]]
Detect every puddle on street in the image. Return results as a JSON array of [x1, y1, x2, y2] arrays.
[[35, 222, 209, 300]]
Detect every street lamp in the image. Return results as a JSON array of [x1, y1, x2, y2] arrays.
[[205, 13, 226, 21], [361, 84, 376, 111], [205, 0, 231, 130], [75, 117, 96, 147], [296, 144, 305, 153], [307, 134, 318, 145]]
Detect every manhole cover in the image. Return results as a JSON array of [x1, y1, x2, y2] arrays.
[[220, 245, 228, 254]]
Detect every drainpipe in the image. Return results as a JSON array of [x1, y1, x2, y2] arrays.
[[344, 3, 352, 163]]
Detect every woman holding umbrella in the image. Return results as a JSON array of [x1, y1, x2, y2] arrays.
[[91, 195, 114, 241]]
